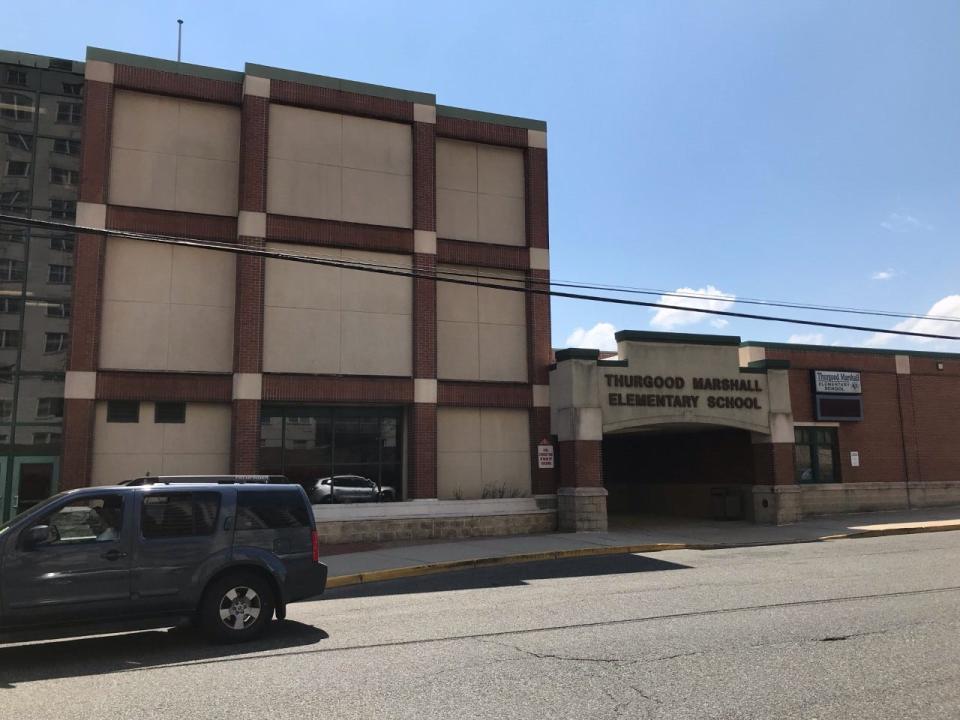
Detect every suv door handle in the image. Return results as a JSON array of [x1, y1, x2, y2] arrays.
[[100, 549, 128, 561]]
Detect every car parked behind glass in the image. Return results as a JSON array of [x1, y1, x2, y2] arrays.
[[308, 475, 396, 504]]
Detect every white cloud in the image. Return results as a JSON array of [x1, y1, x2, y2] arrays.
[[650, 285, 736, 330], [565, 322, 617, 351], [787, 333, 826, 345], [880, 213, 933, 233], [871, 269, 896, 281], [865, 294, 960, 350]]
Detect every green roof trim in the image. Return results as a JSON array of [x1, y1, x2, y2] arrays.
[[0, 49, 83, 72], [598, 359, 629, 367], [436, 105, 546, 131], [87, 47, 243, 83], [245, 63, 435, 105], [614, 330, 742, 347], [555, 348, 601, 362], [741, 341, 960, 361]]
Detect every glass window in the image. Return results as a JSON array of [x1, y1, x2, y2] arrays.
[[154, 402, 186, 424], [61, 82, 82, 97], [48, 199, 75, 220], [0, 329, 20, 348], [37, 495, 124, 544], [5, 160, 30, 177], [0, 297, 21, 314], [0, 191, 30, 212], [55, 102, 81, 125], [6, 70, 27, 86], [49, 234, 74, 252], [236, 490, 310, 530], [31, 431, 62, 445], [5, 133, 32, 151], [49, 167, 79, 186], [794, 427, 839, 483], [107, 400, 139, 423], [0, 92, 33, 120], [0, 259, 24, 281], [43, 332, 68, 353], [52, 138, 80, 156], [141, 493, 220, 539], [47, 264, 72, 284], [45, 301, 69, 318], [0, 400, 11, 420], [36, 397, 64, 419]]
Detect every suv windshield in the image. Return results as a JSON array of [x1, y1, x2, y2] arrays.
[[0, 491, 68, 534]]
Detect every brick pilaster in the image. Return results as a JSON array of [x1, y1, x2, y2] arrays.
[[524, 146, 549, 250], [231, 399, 261, 474], [408, 403, 437, 499], [897, 376, 922, 483], [61, 399, 95, 490], [233, 237, 265, 373], [751, 442, 795, 485], [558, 440, 603, 488]]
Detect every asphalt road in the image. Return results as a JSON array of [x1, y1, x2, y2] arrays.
[[4, 531, 960, 719]]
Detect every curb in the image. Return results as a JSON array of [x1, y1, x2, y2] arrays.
[[324, 522, 960, 590]]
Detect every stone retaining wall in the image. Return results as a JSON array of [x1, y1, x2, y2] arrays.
[[316, 510, 556, 545]]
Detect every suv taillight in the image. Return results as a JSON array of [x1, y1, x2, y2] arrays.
[[311, 529, 319, 563]]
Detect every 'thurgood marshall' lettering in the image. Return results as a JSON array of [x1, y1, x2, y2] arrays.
[[692, 377, 762, 392], [603, 374, 764, 411]]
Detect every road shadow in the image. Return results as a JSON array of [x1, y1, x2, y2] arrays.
[[0, 620, 328, 688], [325, 552, 690, 600]]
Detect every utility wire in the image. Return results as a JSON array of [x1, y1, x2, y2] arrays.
[[1, 213, 958, 343]]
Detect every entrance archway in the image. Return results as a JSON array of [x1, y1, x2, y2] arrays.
[[602, 423, 756, 522]]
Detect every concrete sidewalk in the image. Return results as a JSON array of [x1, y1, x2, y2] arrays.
[[322, 505, 960, 588]]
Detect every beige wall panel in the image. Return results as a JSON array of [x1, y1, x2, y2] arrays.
[[478, 193, 526, 246], [174, 156, 239, 216], [480, 450, 531, 495], [99, 301, 169, 370], [340, 312, 411, 376], [341, 115, 412, 175], [477, 145, 524, 197], [478, 323, 527, 381], [436, 268, 479, 322], [436, 188, 478, 241], [437, 451, 483, 499], [92, 453, 165, 486], [170, 247, 236, 307], [437, 321, 480, 380], [161, 404, 232, 454], [103, 238, 172, 303], [108, 148, 177, 210], [268, 105, 341, 165], [160, 453, 231, 476], [263, 307, 341, 374], [265, 243, 341, 310], [436, 139, 478, 192], [93, 401, 161, 454], [112, 91, 179, 154], [267, 158, 341, 220], [167, 305, 234, 372], [177, 100, 241, 161], [341, 168, 412, 228], [481, 408, 530, 452], [437, 407, 482, 452], [341, 255, 412, 313], [478, 274, 525, 325]]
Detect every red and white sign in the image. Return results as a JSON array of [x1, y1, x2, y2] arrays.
[[537, 439, 554, 469]]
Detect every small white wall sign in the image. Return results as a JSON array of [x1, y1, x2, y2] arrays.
[[850, 451, 860, 467], [537, 439, 555, 469]]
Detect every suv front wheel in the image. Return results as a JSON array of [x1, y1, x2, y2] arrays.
[[200, 571, 275, 643]]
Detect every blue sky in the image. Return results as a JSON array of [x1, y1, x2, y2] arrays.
[[9, 1, 960, 351]]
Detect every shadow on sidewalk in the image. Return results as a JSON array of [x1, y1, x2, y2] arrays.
[[326, 552, 691, 600], [0, 620, 328, 688]]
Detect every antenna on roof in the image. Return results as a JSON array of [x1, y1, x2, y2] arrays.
[[177, 19, 184, 62]]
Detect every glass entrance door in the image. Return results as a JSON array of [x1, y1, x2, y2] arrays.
[[10, 456, 59, 518]]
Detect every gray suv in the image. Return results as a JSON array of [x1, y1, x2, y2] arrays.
[[0, 483, 327, 643]]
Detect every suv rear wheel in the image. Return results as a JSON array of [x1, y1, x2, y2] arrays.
[[200, 571, 275, 643]]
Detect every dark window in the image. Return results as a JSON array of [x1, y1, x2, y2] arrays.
[[48, 59, 73, 71], [45, 301, 70, 318], [5, 161, 30, 177], [62, 82, 82, 97], [5, 133, 32, 151], [0, 93, 33, 121], [236, 490, 310, 530], [1, 228, 26, 243], [5, 70, 27, 86], [0, 297, 22, 314], [53, 138, 80, 156], [55, 102, 82, 125], [36, 397, 64, 419], [155, 402, 186, 424], [49, 199, 75, 220], [48, 264, 72, 284], [0, 329, 20, 348], [50, 235, 74, 252], [141, 493, 220, 539], [43, 332, 68, 353], [49, 167, 79, 186], [794, 427, 839, 484], [107, 400, 139, 423], [0, 259, 24, 281], [32, 431, 61, 445], [0, 400, 11, 419]]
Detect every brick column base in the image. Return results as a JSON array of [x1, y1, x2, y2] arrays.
[[409, 404, 437, 499], [231, 399, 261, 474], [62, 398, 95, 489], [750, 441, 799, 524]]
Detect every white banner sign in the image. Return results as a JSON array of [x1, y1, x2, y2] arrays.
[[814, 370, 861, 394]]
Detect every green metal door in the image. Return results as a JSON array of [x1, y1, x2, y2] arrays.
[[9, 456, 59, 519]]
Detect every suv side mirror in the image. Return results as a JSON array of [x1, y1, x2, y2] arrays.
[[23, 525, 55, 549]]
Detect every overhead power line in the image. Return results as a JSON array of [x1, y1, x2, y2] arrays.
[[1, 213, 958, 343]]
